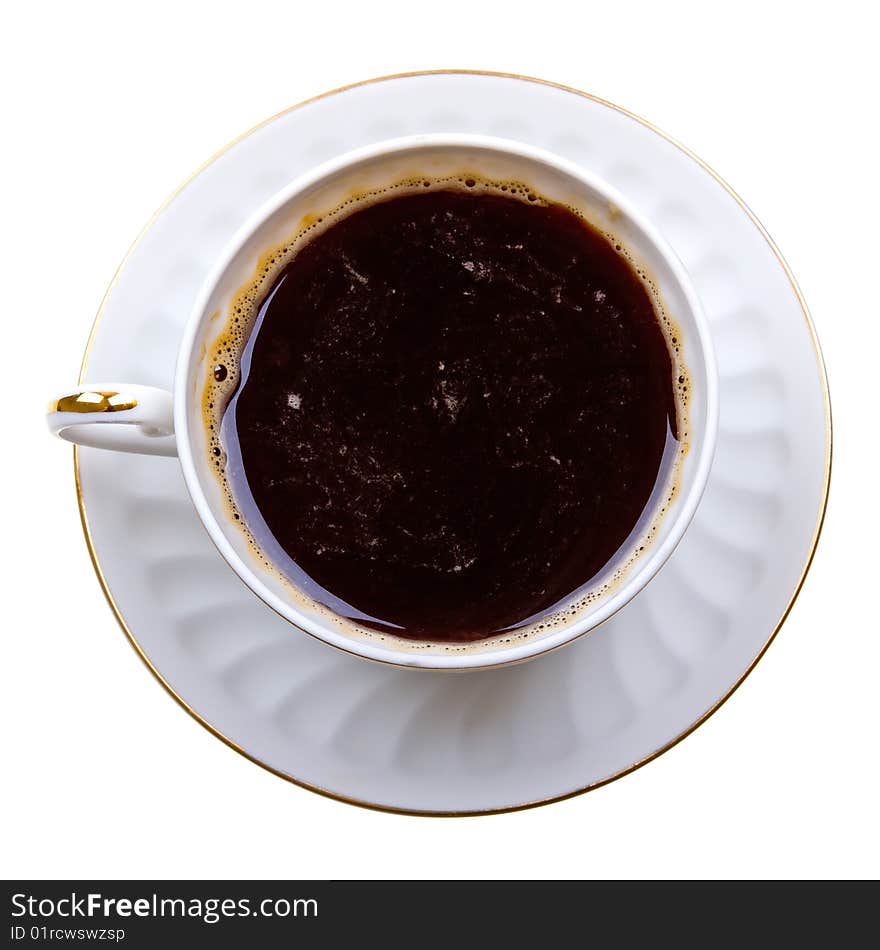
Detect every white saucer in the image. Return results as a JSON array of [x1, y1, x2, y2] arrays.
[[75, 71, 830, 814]]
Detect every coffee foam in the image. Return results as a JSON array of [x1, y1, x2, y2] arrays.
[[201, 172, 691, 653]]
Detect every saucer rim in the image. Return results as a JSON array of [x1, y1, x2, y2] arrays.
[[73, 69, 832, 817]]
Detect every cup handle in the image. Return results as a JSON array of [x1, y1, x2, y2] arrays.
[[46, 383, 177, 457]]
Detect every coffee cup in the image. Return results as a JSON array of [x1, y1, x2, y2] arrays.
[[48, 134, 718, 669]]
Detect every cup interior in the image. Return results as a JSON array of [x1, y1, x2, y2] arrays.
[[176, 135, 717, 670]]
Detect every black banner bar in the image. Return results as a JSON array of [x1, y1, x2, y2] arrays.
[[2, 881, 871, 947]]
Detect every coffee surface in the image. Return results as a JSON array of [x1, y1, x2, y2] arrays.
[[218, 189, 680, 641]]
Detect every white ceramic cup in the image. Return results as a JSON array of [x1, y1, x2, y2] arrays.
[[48, 134, 718, 670]]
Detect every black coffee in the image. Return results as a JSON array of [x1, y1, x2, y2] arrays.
[[212, 187, 683, 642]]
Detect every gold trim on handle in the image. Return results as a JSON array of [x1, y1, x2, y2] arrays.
[[50, 390, 138, 413], [73, 70, 832, 817]]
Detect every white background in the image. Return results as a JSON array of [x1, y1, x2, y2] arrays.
[[2, 0, 877, 880]]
